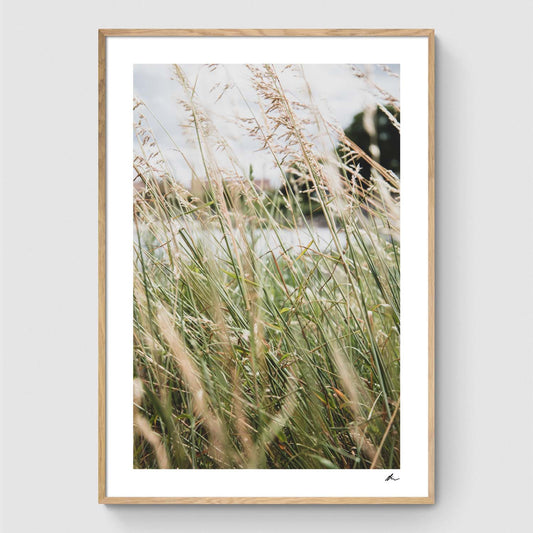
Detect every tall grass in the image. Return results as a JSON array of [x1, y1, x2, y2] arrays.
[[133, 64, 400, 469]]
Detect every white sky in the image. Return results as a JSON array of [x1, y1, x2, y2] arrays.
[[133, 64, 399, 188]]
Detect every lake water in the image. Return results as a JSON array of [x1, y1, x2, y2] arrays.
[[138, 219, 349, 259]]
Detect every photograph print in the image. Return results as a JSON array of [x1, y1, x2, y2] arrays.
[[132, 63, 401, 470]]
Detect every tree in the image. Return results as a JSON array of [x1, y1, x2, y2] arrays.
[[342, 105, 400, 181]]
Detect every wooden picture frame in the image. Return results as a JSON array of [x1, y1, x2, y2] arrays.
[[99, 29, 434, 504]]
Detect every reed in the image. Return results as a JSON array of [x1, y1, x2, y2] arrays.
[[133, 64, 400, 469]]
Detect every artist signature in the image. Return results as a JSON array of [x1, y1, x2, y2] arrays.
[[385, 473, 399, 481]]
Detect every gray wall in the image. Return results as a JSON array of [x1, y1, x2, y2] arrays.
[[2, 1, 532, 531]]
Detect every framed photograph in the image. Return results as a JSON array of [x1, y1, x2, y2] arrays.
[[99, 29, 434, 504]]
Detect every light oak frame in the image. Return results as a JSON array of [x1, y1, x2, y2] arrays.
[[98, 28, 435, 504]]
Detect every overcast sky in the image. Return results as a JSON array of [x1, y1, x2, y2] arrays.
[[133, 64, 399, 188]]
